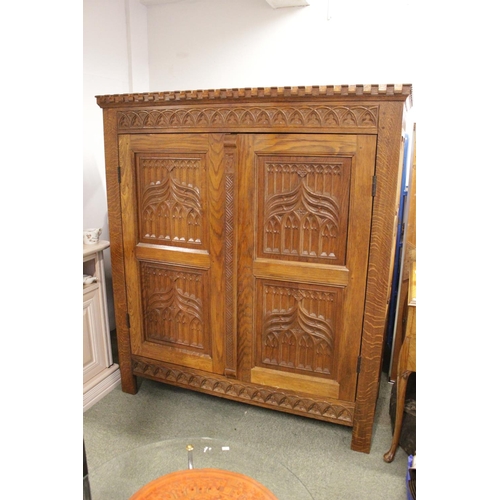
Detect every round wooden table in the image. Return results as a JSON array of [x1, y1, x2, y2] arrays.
[[88, 437, 312, 499], [129, 468, 279, 499]]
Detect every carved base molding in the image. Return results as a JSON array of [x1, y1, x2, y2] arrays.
[[132, 356, 354, 426]]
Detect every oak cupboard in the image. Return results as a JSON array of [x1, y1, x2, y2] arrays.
[[97, 84, 412, 453]]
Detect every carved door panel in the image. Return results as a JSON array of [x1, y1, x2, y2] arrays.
[[237, 134, 376, 403], [119, 134, 225, 374]]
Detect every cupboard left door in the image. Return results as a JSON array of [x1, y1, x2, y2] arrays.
[[119, 133, 226, 375]]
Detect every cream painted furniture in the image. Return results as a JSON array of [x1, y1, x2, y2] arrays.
[[83, 240, 120, 411]]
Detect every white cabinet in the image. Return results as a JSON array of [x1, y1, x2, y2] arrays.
[[83, 240, 120, 411]]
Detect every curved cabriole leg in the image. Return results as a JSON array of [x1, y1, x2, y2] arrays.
[[384, 370, 411, 463]]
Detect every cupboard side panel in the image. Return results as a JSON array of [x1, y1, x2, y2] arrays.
[[351, 102, 405, 452], [102, 109, 137, 394]]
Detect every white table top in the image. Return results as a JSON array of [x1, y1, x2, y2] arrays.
[[83, 240, 110, 257]]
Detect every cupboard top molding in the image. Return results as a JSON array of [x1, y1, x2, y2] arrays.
[[96, 84, 413, 108]]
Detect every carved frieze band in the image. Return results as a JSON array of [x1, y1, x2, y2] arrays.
[[117, 105, 378, 131], [132, 358, 354, 425]]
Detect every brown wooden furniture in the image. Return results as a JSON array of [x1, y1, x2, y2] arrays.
[[129, 468, 279, 500], [384, 261, 416, 462], [97, 84, 412, 453], [389, 125, 416, 382]]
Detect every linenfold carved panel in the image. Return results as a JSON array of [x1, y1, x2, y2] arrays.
[[256, 282, 342, 377], [258, 156, 351, 264], [141, 262, 210, 355], [117, 105, 378, 131], [137, 154, 205, 248]]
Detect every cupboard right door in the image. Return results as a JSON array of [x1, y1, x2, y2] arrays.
[[237, 134, 376, 404]]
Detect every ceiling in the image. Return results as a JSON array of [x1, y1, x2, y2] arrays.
[[139, 0, 310, 8], [265, 0, 309, 6]]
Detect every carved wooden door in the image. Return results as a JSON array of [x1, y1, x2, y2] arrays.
[[237, 134, 377, 403], [119, 133, 226, 375], [119, 131, 376, 402]]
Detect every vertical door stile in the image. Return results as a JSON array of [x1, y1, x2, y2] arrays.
[[207, 133, 226, 375], [118, 134, 143, 357], [336, 134, 377, 400], [223, 134, 238, 378], [236, 134, 255, 382]]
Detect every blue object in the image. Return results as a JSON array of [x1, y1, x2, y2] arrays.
[[386, 133, 410, 352], [407, 454, 416, 500]]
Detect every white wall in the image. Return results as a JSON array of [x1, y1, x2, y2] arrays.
[[83, 0, 149, 329], [146, 0, 416, 91]]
